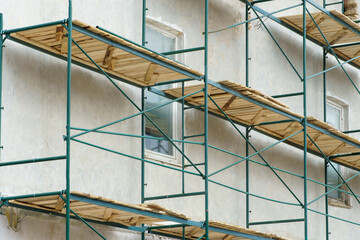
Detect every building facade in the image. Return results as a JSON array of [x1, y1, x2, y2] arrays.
[[0, 0, 360, 239]]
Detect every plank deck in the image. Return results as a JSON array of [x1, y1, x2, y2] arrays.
[[280, 10, 360, 68], [9, 20, 203, 87], [165, 81, 360, 170], [4, 191, 290, 240]]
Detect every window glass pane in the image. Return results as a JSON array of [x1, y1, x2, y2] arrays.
[[144, 25, 176, 156], [326, 104, 341, 129], [146, 27, 176, 60], [327, 163, 341, 199]]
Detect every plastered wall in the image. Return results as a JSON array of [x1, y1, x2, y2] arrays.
[[0, 0, 359, 239]]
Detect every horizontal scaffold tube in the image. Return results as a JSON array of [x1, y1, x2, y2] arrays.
[[0, 191, 64, 202], [144, 191, 205, 201], [71, 138, 201, 177], [0, 155, 66, 167], [2, 19, 67, 34]]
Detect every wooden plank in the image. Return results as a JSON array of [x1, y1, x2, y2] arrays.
[[144, 63, 158, 84], [222, 95, 237, 111], [329, 28, 349, 45]]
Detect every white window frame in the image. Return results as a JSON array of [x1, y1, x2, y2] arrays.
[[144, 18, 183, 166], [326, 96, 352, 208]]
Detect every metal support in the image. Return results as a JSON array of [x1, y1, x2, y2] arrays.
[[0, 155, 66, 167], [204, 0, 209, 239], [306, 9, 360, 95], [65, 1, 72, 240], [141, 87, 146, 240], [245, 3, 250, 229], [302, 2, 308, 239], [249, 218, 304, 226]]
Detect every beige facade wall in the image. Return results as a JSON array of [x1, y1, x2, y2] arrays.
[[0, 0, 359, 239]]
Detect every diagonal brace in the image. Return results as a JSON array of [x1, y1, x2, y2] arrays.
[[71, 39, 204, 177], [59, 195, 107, 240], [306, 9, 360, 95], [306, 134, 360, 205], [208, 95, 304, 207]]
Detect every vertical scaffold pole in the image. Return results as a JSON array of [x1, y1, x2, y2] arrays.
[[245, 2, 250, 229], [204, 0, 209, 239], [141, 1, 146, 240], [0, 13, 3, 151], [302, 1, 308, 240], [322, 1, 329, 237], [323, 49, 329, 240], [65, 1, 72, 240], [142, 0, 147, 47]]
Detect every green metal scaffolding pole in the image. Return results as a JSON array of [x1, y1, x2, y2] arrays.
[[245, 2, 251, 229], [65, 1, 72, 239], [302, 1, 308, 239], [204, 0, 209, 239]]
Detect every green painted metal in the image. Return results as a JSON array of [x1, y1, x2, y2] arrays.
[[249, 218, 304, 226], [245, 5, 250, 228], [209, 179, 300, 206], [153, 78, 195, 86], [147, 224, 188, 230], [208, 94, 304, 206], [307, 134, 360, 204], [204, 0, 210, 238], [0, 201, 5, 209], [0, 155, 66, 167], [141, 88, 145, 204], [331, 41, 360, 48], [144, 191, 205, 201], [255, 119, 294, 126], [70, 127, 203, 146], [272, 92, 304, 98], [247, 1, 302, 81], [71, 138, 201, 177], [142, 0, 147, 47], [0, 191, 63, 201], [209, 129, 303, 177], [70, 40, 204, 176], [306, 9, 360, 95], [0, 13, 3, 150], [308, 170, 360, 206], [343, 129, 360, 134], [69, 207, 107, 240], [184, 133, 205, 139], [182, 82, 185, 194], [208, 3, 302, 34], [302, 2, 308, 239], [306, 54, 360, 81], [308, 208, 360, 227], [73, 24, 201, 80], [321, 3, 329, 232], [66, 1, 72, 240], [141, 4, 146, 240], [70, 89, 202, 139], [162, 47, 205, 55], [3, 19, 66, 35]]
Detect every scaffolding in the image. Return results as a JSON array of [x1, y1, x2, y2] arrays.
[[0, 0, 360, 239]]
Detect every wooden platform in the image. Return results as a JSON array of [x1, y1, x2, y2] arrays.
[[4, 191, 289, 240], [165, 81, 360, 170], [280, 10, 360, 68], [8, 20, 202, 87]]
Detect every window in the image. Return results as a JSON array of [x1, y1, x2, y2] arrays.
[[144, 19, 182, 160], [326, 98, 351, 207]]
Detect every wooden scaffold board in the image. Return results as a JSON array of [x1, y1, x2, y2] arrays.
[[280, 10, 360, 68], [8, 20, 202, 87], [165, 81, 360, 170], [2, 191, 290, 240]]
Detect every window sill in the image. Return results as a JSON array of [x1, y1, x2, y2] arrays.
[[145, 151, 182, 168], [328, 198, 352, 209]]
